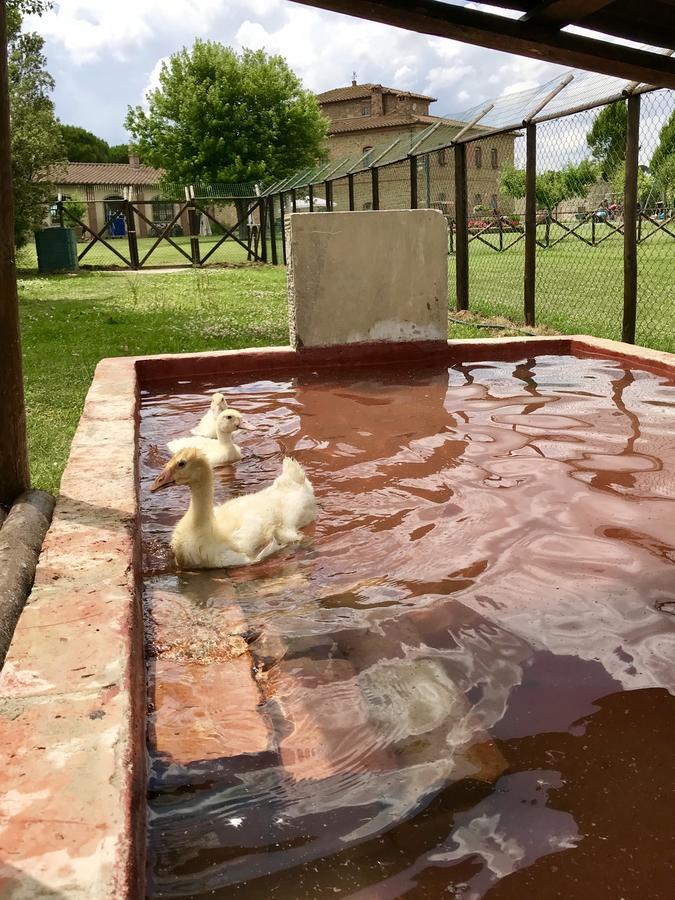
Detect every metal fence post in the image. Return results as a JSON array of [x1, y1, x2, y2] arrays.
[[410, 156, 418, 209], [454, 143, 469, 311], [622, 93, 640, 345], [371, 167, 380, 210], [524, 123, 537, 327]]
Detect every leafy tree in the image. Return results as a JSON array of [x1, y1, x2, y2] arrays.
[[107, 142, 132, 163], [8, 0, 64, 246], [586, 100, 627, 181], [652, 153, 675, 207], [125, 42, 327, 187], [58, 124, 110, 162], [500, 160, 598, 243], [650, 109, 675, 174]]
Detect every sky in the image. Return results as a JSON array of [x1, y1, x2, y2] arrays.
[[25, 0, 574, 144]]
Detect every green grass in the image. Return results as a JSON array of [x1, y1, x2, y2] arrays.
[[456, 224, 675, 352], [18, 223, 674, 493]]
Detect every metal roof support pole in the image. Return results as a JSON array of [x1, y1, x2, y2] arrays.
[[0, 0, 29, 503]]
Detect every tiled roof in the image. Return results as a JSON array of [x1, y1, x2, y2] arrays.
[[43, 162, 164, 186], [317, 83, 436, 103], [328, 113, 447, 134]]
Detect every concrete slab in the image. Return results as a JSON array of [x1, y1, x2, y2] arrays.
[[287, 210, 448, 348]]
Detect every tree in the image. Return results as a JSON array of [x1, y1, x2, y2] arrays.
[[586, 101, 627, 181], [107, 143, 132, 163], [650, 109, 675, 174], [125, 42, 327, 187], [500, 159, 598, 243], [58, 124, 110, 162], [8, 0, 64, 246]]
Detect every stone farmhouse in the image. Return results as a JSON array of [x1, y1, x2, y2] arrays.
[[317, 81, 518, 215]]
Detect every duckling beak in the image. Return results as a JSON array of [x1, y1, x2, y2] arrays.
[[150, 465, 175, 492]]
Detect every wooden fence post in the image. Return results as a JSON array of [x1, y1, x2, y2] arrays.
[[324, 180, 332, 212], [279, 192, 287, 265], [0, 0, 29, 505], [125, 199, 139, 269], [259, 196, 268, 263], [410, 156, 418, 209], [188, 198, 200, 266], [269, 195, 278, 265], [291, 189, 297, 213], [622, 93, 640, 345], [454, 143, 469, 311], [371, 167, 380, 210], [348, 174, 355, 211], [524, 123, 537, 327], [308, 183, 314, 212]]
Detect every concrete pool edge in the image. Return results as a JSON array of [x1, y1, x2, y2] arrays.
[[0, 334, 673, 898]]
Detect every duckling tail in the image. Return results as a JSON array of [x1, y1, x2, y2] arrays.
[[277, 456, 308, 487]]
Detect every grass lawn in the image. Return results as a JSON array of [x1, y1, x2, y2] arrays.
[[18, 223, 674, 494]]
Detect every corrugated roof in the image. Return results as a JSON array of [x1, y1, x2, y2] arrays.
[[317, 83, 436, 103], [44, 162, 164, 186]]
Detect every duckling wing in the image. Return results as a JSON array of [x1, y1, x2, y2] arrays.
[[167, 435, 217, 455], [190, 411, 216, 438]]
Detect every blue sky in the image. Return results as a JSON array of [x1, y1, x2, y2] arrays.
[[27, 0, 570, 144]]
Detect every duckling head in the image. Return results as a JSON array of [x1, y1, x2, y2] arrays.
[[210, 392, 228, 416], [150, 447, 211, 492], [216, 408, 243, 436]]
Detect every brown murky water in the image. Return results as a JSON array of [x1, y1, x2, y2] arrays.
[[139, 355, 675, 900]]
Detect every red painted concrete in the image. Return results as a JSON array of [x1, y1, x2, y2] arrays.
[[1, 334, 672, 898]]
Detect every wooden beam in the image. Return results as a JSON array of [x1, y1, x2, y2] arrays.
[[289, 0, 675, 89], [622, 93, 640, 344], [521, 0, 613, 27], [454, 143, 469, 312], [524, 124, 537, 327], [0, 1, 30, 506]]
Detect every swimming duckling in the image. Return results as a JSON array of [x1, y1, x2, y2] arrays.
[[191, 392, 228, 438], [150, 448, 317, 569], [168, 409, 243, 466]]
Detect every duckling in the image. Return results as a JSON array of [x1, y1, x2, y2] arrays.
[[149, 448, 317, 570], [168, 409, 243, 466], [191, 392, 228, 438]]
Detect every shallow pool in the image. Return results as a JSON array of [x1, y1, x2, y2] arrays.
[[139, 354, 675, 899]]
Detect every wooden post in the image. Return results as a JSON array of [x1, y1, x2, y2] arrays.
[[124, 199, 139, 269], [371, 167, 380, 210], [259, 196, 268, 263], [324, 180, 332, 212], [622, 93, 640, 345], [591, 214, 596, 245], [0, 0, 30, 505], [498, 213, 503, 251], [279, 192, 287, 265], [524, 123, 537, 327], [410, 155, 418, 209], [291, 189, 297, 213], [308, 183, 314, 212], [188, 199, 200, 266], [269, 195, 278, 265], [348, 174, 355, 211], [454, 143, 469, 311]]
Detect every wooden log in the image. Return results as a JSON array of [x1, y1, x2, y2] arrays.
[[622, 93, 640, 345], [0, 490, 55, 667], [0, 2, 30, 507], [524, 123, 537, 327]]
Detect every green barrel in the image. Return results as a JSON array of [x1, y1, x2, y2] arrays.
[[34, 227, 79, 274]]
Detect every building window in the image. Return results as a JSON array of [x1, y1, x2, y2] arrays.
[[362, 146, 373, 164], [491, 148, 498, 169], [474, 193, 482, 207], [362, 102, 371, 116], [475, 146, 482, 169], [152, 199, 175, 225], [438, 148, 447, 166]]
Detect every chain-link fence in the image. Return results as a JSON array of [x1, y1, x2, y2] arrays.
[[263, 69, 675, 353]]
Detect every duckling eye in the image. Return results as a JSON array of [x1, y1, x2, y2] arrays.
[[178, 460, 186, 468]]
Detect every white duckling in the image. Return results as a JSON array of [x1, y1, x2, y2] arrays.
[[149, 448, 317, 570], [167, 409, 243, 466], [191, 392, 228, 438]]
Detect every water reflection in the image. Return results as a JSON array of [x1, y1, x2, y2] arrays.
[[139, 355, 675, 898]]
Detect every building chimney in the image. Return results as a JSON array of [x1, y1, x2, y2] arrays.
[[129, 152, 140, 168], [371, 85, 383, 117], [352, 71, 357, 86]]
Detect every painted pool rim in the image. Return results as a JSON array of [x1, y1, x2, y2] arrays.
[[1, 334, 673, 899]]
